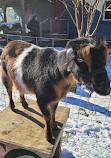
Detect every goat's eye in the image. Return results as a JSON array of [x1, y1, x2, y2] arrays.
[[78, 59, 83, 62]]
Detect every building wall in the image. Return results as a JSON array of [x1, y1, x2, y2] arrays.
[[6, 0, 52, 23], [25, 0, 52, 23], [93, 0, 111, 41], [25, 0, 52, 34], [62, 0, 111, 41], [97, 21, 111, 41], [5, 0, 52, 34], [5, 0, 111, 40]]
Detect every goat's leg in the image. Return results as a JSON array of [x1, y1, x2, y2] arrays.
[[19, 93, 28, 108], [8, 89, 15, 111], [50, 103, 58, 130], [37, 99, 52, 142], [43, 115, 52, 142], [2, 72, 15, 111]]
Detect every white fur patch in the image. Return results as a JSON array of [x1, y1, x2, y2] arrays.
[[66, 48, 73, 54], [14, 45, 36, 93]]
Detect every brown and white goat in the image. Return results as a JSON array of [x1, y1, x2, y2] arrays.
[[1, 37, 110, 142]]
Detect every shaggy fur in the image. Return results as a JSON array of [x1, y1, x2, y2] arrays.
[[1, 37, 110, 142]]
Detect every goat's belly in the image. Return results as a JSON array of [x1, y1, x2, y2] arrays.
[[14, 77, 33, 94]]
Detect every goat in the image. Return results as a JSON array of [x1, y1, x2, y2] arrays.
[[1, 37, 110, 142]]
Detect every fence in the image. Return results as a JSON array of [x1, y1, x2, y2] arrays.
[[40, 18, 69, 37], [0, 33, 70, 47]]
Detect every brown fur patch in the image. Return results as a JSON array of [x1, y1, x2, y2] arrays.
[[3, 40, 31, 57], [52, 73, 77, 105], [1, 64, 15, 110], [54, 72, 77, 98], [78, 46, 92, 73], [2, 52, 34, 94], [43, 116, 52, 142], [49, 104, 58, 130]]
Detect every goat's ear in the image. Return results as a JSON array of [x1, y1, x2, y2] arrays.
[[94, 36, 105, 48], [66, 48, 77, 57], [65, 48, 77, 72], [66, 37, 92, 51]]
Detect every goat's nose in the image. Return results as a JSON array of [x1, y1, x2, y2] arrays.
[[106, 89, 110, 95]]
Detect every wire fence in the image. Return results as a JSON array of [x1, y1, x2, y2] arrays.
[[0, 34, 69, 47]]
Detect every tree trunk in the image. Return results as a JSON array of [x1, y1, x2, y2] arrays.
[[20, 0, 26, 35], [59, 0, 108, 38], [75, 7, 81, 37], [2, 6, 7, 22]]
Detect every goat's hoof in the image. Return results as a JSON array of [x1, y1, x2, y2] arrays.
[[22, 101, 28, 109], [47, 137, 52, 143], [46, 134, 53, 143], [52, 123, 58, 131], [44, 127, 52, 142], [10, 105, 15, 111]]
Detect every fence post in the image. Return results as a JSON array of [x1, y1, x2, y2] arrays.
[[40, 22, 42, 37], [6, 36, 8, 44], [20, 0, 26, 35], [50, 17, 52, 36], [36, 37, 38, 46], [21, 35, 22, 40], [67, 19, 69, 36], [52, 38, 54, 47]]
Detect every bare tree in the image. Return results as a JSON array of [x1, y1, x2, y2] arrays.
[[54, 0, 110, 37]]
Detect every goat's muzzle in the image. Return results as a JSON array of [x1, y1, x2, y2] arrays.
[[91, 68, 110, 96]]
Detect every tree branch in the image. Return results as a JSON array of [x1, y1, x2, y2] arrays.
[[84, 1, 89, 13], [58, 0, 107, 38], [90, 0, 107, 37], [74, 1, 81, 37], [85, 0, 100, 37], [105, 3, 111, 11], [81, 0, 85, 36], [60, 0, 77, 27]]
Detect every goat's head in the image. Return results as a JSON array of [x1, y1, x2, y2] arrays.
[[66, 37, 110, 96]]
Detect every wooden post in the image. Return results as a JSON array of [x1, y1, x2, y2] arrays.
[[40, 22, 42, 37], [53, 138, 62, 158], [50, 17, 52, 36], [52, 38, 55, 47], [20, 0, 26, 35], [67, 19, 69, 36]]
